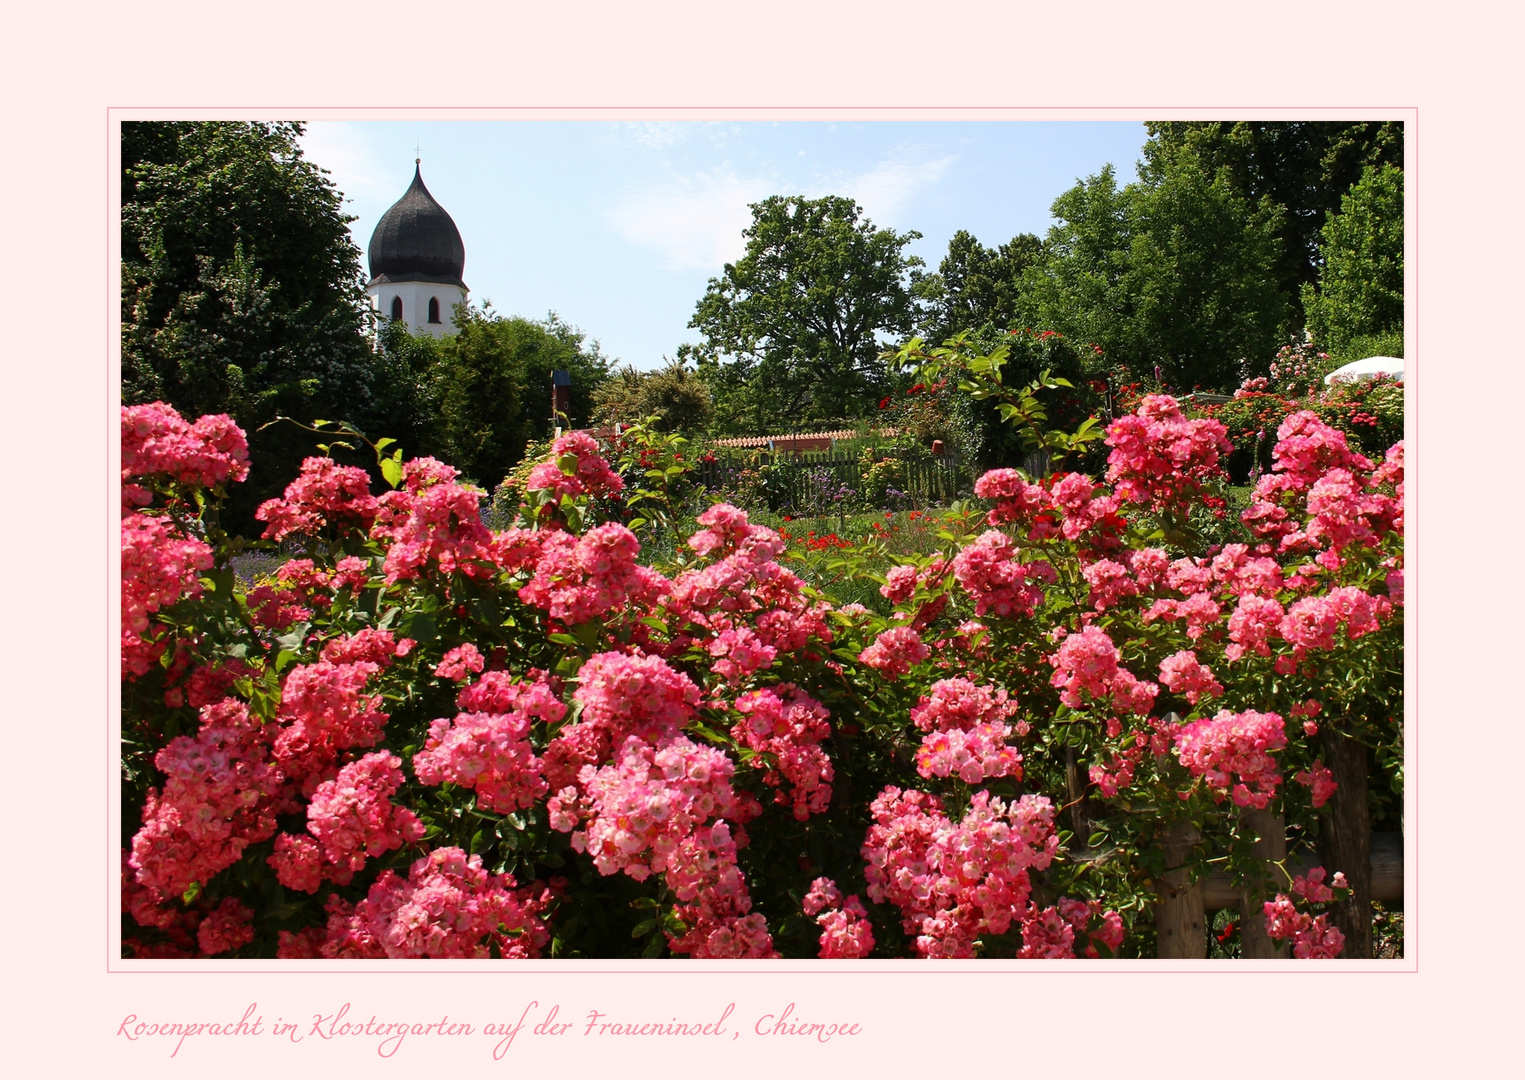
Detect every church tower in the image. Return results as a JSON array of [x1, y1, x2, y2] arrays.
[[366, 161, 468, 338]]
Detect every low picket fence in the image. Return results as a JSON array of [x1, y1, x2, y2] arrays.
[[694, 451, 971, 513]]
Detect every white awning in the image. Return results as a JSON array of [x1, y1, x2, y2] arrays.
[[1324, 356, 1405, 385]]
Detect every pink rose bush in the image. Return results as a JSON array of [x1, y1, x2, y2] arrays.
[[1262, 869, 1351, 959], [802, 878, 875, 958], [309, 847, 552, 959], [121, 381, 1401, 959]]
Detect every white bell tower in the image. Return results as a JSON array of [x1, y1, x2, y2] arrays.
[[365, 159, 468, 339]]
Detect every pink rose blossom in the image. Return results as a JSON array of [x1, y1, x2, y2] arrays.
[[860, 627, 931, 680], [1172, 709, 1287, 809]]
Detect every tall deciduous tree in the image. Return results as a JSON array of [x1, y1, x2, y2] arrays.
[[1019, 154, 1290, 391], [592, 360, 713, 436], [121, 121, 379, 529], [916, 230, 1043, 342], [687, 195, 923, 432], [1124, 150, 1291, 389], [1301, 164, 1404, 360], [425, 306, 612, 487], [1016, 165, 1133, 360], [1141, 121, 1403, 321]]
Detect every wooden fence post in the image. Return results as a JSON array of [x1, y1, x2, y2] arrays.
[[1237, 808, 1289, 959], [1321, 726, 1373, 958], [1156, 821, 1206, 958]]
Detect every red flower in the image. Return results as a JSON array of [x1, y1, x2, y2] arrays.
[[878, 397, 891, 409]]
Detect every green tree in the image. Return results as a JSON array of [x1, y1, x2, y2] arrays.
[[425, 305, 612, 487], [1124, 149, 1291, 389], [372, 318, 445, 458], [1019, 154, 1289, 391], [1301, 163, 1404, 360], [591, 359, 713, 435], [916, 230, 1043, 343], [687, 195, 924, 432], [1141, 121, 1403, 322], [121, 121, 379, 529], [1016, 165, 1133, 363]]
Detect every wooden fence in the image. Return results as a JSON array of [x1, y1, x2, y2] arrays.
[[694, 451, 971, 513], [1153, 825, 1402, 959]]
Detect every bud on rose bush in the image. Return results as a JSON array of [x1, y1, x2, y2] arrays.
[[121, 377, 1401, 959]]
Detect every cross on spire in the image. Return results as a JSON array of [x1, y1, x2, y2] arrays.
[[415, 140, 421, 165]]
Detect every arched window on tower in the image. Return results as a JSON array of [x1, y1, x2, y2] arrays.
[[428, 297, 441, 324], [390, 296, 403, 322]]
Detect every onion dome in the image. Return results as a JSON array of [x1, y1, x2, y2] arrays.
[[366, 164, 466, 288]]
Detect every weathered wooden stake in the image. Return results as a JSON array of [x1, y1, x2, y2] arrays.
[[1237, 808, 1289, 959], [1064, 747, 1088, 849], [1156, 821, 1205, 958], [1321, 727, 1373, 958]]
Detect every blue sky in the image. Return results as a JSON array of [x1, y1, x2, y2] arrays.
[[299, 121, 1149, 370]]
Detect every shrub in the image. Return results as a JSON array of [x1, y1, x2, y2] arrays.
[[121, 361, 1401, 959], [1199, 366, 1404, 483]]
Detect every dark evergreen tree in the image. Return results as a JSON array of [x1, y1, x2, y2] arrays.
[[121, 121, 381, 532]]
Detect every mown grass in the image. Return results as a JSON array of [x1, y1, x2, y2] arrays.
[[734, 505, 982, 612]]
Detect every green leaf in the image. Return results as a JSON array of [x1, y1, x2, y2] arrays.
[[380, 456, 404, 489], [201, 567, 236, 597], [405, 612, 438, 644]]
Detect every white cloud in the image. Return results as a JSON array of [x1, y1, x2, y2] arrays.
[[622, 121, 689, 150], [296, 121, 394, 204], [609, 166, 778, 270], [808, 151, 958, 226], [607, 147, 957, 272]]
